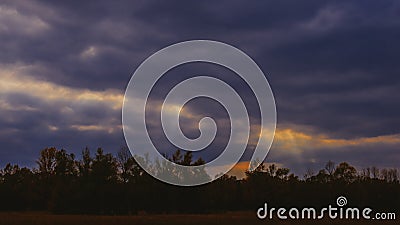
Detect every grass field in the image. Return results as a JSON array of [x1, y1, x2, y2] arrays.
[[0, 212, 397, 225]]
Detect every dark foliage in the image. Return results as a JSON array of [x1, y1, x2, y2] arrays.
[[0, 147, 398, 214]]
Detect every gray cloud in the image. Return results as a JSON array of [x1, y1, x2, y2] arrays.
[[0, 0, 399, 174]]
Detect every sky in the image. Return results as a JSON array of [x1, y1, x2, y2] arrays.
[[0, 0, 399, 176]]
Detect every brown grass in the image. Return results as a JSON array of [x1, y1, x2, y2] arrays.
[[0, 212, 397, 225]]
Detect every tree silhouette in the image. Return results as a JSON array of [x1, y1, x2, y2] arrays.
[[325, 160, 335, 176], [0, 147, 399, 214], [37, 147, 57, 176], [334, 162, 357, 183], [92, 148, 118, 182]]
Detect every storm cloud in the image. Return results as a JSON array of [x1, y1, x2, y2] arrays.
[[0, 0, 399, 175]]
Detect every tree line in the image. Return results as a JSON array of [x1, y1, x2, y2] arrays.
[[0, 147, 398, 214]]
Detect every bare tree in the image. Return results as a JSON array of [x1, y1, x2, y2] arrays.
[[267, 164, 277, 177], [389, 169, 399, 182], [380, 168, 389, 181], [324, 160, 335, 176], [304, 168, 315, 180], [37, 147, 57, 176], [361, 167, 371, 179], [371, 166, 379, 179]]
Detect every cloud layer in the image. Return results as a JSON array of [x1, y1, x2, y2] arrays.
[[0, 0, 399, 175]]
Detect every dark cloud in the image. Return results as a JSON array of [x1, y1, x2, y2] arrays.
[[0, 0, 399, 173], [0, 89, 123, 168]]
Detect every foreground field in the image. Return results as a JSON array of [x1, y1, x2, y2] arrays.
[[0, 212, 397, 225]]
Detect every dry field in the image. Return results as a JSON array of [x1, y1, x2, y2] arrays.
[[0, 212, 397, 225]]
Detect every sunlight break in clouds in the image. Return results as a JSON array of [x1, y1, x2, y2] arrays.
[[273, 128, 400, 152], [80, 46, 98, 59], [223, 127, 400, 179], [0, 64, 123, 134], [70, 124, 122, 134], [0, 64, 123, 110]]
